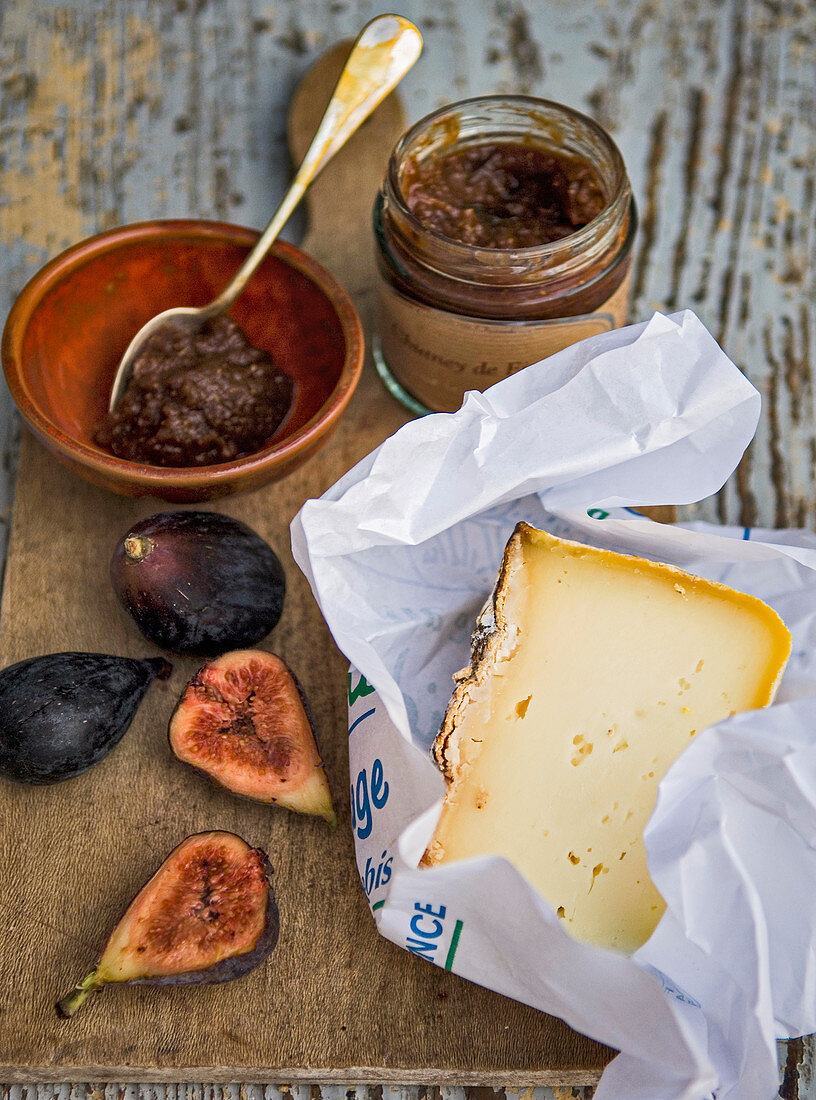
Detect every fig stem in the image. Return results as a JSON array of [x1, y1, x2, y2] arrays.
[[56, 970, 104, 1018], [124, 535, 155, 562]]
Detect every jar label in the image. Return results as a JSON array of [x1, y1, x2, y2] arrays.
[[377, 270, 632, 413]]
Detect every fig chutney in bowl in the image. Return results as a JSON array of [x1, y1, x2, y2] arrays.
[[2, 220, 364, 501]]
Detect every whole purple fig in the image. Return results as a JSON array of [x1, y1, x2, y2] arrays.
[[0, 652, 171, 784], [110, 511, 285, 657]]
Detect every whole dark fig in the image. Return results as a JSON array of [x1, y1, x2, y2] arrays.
[[110, 511, 285, 657], [170, 649, 335, 825], [57, 831, 279, 1017], [0, 652, 171, 784]]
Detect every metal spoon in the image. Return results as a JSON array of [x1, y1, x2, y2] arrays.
[[108, 13, 422, 412]]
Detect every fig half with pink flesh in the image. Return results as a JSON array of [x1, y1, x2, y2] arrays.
[[57, 831, 278, 1018], [169, 649, 336, 826]]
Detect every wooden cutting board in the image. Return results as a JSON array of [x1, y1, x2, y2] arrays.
[[0, 44, 612, 1086]]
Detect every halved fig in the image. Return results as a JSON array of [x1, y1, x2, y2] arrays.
[[57, 831, 278, 1018], [169, 649, 335, 826]]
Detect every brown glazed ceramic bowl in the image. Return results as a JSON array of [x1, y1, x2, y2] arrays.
[[1, 220, 364, 501]]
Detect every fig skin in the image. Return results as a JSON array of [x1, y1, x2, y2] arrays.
[[170, 649, 336, 826], [110, 511, 286, 657], [57, 831, 279, 1018], [0, 652, 171, 784]]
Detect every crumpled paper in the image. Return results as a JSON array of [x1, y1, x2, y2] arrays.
[[291, 311, 816, 1099]]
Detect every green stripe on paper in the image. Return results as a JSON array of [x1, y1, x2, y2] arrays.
[[444, 919, 464, 970], [372, 899, 385, 911]]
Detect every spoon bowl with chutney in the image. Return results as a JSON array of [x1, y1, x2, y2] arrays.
[[1, 220, 365, 501], [2, 14, 423, 501]]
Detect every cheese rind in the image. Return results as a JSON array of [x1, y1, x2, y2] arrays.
[[423, 523, 791, 953]]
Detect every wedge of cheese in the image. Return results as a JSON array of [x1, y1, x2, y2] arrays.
[[423, 523, 791, 953]]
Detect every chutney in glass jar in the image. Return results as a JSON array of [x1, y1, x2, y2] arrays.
[[373, 96, 637, 414]]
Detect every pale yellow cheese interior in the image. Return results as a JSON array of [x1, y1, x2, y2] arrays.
[[425, 526, 791, 954]]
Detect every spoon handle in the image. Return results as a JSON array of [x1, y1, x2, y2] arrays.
[[207, 14, 422, 316]]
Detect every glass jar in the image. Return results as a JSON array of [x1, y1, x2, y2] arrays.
[[373, 95, 637, 414]]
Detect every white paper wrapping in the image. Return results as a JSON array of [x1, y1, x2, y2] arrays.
[[290, 311, 816, 1099]]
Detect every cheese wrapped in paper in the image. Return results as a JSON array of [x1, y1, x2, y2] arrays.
[[424, 523, 791, 953]]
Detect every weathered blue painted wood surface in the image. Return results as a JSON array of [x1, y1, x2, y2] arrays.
[[1, 0, 815, 1096]]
